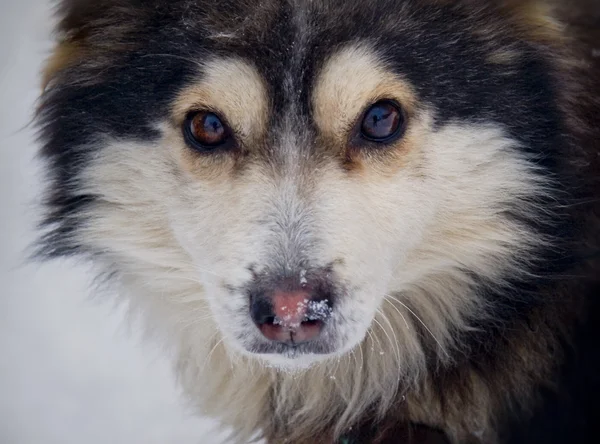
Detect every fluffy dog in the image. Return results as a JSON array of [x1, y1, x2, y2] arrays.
[[36, 1, 600, 442]]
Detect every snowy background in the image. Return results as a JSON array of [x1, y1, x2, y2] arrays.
[[0, 2, 226, 443]]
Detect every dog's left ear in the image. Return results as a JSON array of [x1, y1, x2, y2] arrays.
[[498, 0, 566, 44]]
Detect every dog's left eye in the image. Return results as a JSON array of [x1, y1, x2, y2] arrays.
[[183, 111, 232, 151], [359, 100, 405, 143]]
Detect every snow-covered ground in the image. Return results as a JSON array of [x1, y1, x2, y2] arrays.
[[0, 2, 226, 443]]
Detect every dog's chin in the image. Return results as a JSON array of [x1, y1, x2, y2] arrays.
[[229, 338, 342, 371], [255, 351, 331, 371]]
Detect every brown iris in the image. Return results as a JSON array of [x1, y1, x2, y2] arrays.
[[184, 111, 231, 151], [360, 100, 404, 143]]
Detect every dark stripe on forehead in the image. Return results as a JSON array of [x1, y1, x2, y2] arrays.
[[207, 1, 323, 152], [239, 1, 318, 127]]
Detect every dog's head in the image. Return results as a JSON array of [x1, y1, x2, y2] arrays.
[[38, 0, 567, 371]]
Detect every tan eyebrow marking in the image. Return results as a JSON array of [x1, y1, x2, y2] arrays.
[[172, 58, 269, 143], [312, 44, 417, 145]]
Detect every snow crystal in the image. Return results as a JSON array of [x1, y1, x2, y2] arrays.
[[306, 299, 332, 321], [299, 269, 308, 286], [273, 298, 332, 327]]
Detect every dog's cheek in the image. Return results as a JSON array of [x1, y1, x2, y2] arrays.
[[313, 167, 431, 290]]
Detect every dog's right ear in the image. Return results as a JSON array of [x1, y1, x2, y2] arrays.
[[55, 0, 113, 40], [41, 0, 93, 90], [42, 0, 133, 90]]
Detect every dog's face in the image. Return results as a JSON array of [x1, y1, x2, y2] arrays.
[[40, 0, 561, 370], [168, 50, 433, 366]]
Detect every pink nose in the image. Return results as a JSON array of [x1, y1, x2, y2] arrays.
[[272, 290, 311, 327], [250, 289, 331, 345]]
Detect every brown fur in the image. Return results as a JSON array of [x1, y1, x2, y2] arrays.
[[41, 40, 82, 90], [41, 0, 145, 89]]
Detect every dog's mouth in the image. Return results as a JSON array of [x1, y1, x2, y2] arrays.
[[246, 338, 337, 366], [247, 314, 336, 358], [240, 311, 338, 360], [257, 316, 325, 345]]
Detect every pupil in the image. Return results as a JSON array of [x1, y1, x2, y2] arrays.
[[205, 115, 223, 136], [372, 110, 387, 127]]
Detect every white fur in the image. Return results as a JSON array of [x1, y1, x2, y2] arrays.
[[70, 48, 550, 442]]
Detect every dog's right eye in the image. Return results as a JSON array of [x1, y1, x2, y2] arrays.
[[183, 111, 233, 152]]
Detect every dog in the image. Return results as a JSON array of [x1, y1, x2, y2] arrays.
[[36, 1, 600, 442]]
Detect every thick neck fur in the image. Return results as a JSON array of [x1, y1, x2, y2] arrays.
[[101, 197, 550, 444]]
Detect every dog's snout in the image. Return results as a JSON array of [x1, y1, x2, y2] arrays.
[[250, 285, 333, 345]]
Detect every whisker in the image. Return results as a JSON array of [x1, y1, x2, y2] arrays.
[[357, 337, 364, 372], [375, 308, 402, 363], [382, 297, 410, 330], [202, 336, 225, 373], [365, 325, 383, 354], [176, 315, 215, 328], [386, 294, 450, 359], [372, 316, 401, 363]]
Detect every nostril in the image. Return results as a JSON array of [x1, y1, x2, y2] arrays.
[[263, 316, 276, 325], [250, 297, 275, 326], [300, 319, 321, 329]]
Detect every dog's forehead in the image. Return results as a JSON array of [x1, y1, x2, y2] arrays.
[[184, 0, 439, 129]]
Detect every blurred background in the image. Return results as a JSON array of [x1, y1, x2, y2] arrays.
[[0, 2, 225, 443]]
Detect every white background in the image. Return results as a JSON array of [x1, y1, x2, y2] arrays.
[[0, 2, 227, 443]]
